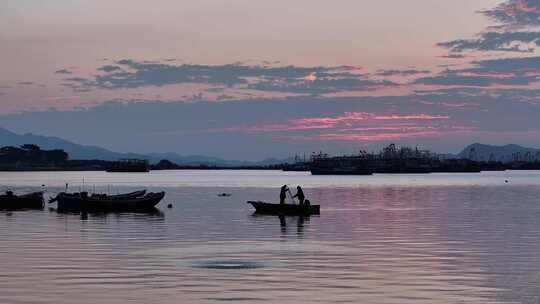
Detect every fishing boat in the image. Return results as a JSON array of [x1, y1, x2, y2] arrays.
[[52, 191, 165, 211], [50, 190, 147, 203], [0, 191, 44, 210], [90, 190, 147, 200], [247, 201, 320, 216]]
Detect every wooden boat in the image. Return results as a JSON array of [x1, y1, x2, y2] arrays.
[[247, 201, 320, 216], [0, 191, 44, 210], [54, 191, 165, 211], [50, 190, 147, 203], [90, 190, 146, 200]]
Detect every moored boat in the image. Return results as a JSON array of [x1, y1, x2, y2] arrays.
[[0, 191, 44, 210], [247, 201, 320, 216], [53, 191, 165, 211], [90, 190, 147, 200]]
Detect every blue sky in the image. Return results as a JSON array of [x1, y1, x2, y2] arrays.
[[1, 0, 539, 159]]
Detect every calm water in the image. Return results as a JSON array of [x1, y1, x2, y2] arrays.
[[1, 170, 540, 304]]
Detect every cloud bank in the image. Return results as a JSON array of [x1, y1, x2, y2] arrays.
[[60, 60, 395, 95], [439, 0, 540, 53]]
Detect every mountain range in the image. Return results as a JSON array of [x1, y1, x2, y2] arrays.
[[0, 128, 292, 166], [1, 127, 539, 164], [457, 143, 540, 162]]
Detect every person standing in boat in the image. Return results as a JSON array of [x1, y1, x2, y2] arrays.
[[293, 186, 305, 205], [279, 185, 289, 204]]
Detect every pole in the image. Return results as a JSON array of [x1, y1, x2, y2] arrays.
[[287, 189, 296, 204]]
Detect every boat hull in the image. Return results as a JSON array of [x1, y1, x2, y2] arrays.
[[247, 201, 320, 215], [0, 192, 44, 210], [56, 192, 165, 211], [90, 190, 147, 200]]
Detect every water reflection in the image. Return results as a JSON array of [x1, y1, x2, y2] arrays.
[[49, 206, 165, 221], [249, 213, 315, 238], [278, 215, 310, 237]]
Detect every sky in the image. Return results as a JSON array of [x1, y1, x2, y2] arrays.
[[1, 0, 539, 160]]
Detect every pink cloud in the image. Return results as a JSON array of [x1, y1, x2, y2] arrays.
[[279, 125, 474, 142], [340, 125, 438, 132], [295, 112, 449, 126], [210, 112, 452, 134], [440, 101, 480, 108], [215, 122, 335, 133], [279, 131, 441, 142], [45, 96, 82, 101], [206, 111, 468, 143]]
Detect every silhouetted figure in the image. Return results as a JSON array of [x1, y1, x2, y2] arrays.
[[293, 186, 305, 205], [279, 185, 289, 204], [304, 199, 311, 206]]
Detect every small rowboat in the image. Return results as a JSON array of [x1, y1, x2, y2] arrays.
[[0, 191, 44, 210], [247, 201, 320, 216], [54, 191, 165, 211]]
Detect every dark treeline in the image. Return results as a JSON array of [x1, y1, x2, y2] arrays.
[[0, 144, 113, 171], [0, 145, 283, 171], [0, 144, 68, 164], [150, 159, 283, 170]]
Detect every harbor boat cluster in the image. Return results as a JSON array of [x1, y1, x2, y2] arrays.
[[291, 144, 487, 175], [311, 145, 481, 175]]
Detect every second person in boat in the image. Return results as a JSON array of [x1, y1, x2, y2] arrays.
[[293, 186, 305, 205]]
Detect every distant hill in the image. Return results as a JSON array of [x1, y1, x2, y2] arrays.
[[0, 127, 133, 160], [0, 128, 292, 166], [458, 143, 540, 162]]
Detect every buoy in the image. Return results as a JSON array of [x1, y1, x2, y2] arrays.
[[167, 203, 173, 208]]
